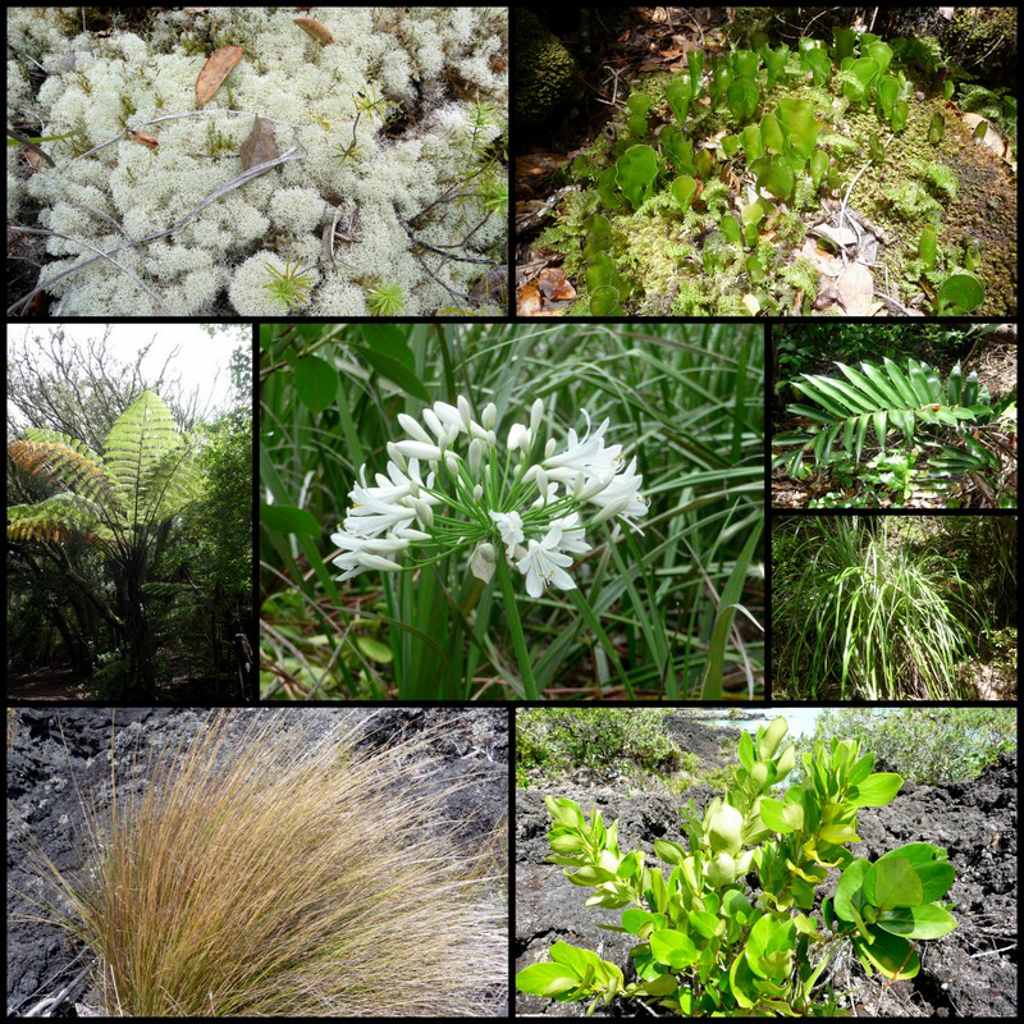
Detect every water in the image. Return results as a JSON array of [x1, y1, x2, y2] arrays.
[[697, 707, 887, 739]]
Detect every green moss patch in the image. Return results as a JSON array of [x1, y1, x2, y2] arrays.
[[539, 35, 1016, 317]]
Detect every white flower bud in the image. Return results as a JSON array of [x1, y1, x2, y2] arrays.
[[397, 412, 433, 445], [413, 499, 434, 528], [589, 496, 630, 526], [508, 423, 529, 452], [469, 542, 496, 583], [473, 484, 484, 501], [457, 394, 473, 434], [545, 437, 557, 458], [358, 553, 404, 572], [394, 440, 443, 461], [486, 429, 497, 448], [422, 407, 445, 442], [535, 467, 548, 499], [530, 398, 544, 436], [445, 452, 459, 476], [482, 402, 497, 429], [469, 438, 483, 474], [386, 442, 407, 471]]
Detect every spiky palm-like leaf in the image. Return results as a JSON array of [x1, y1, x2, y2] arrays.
[[774, 357, 992, 466]]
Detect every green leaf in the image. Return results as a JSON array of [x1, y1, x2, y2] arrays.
[[877, 844, 955, 901], [864, 857, 923, 910], [590, 285, 623, 316], [360, 324, 414, 372], [355, 636, 393, 664], [622, 908, 661, 935], [721, 214, 742, 244], [350, 345, 430, 401], [670, 174, 697, 213], [777, 97, 820, 159], [727, 78, 760, 122], [545, 795, 584, 828], [654, 839, 687, 865], [635, 974, 678, 997], [650, 928, 698, 969], [665, 78, 692, 124], [738, 730, 755, 770], [293, 354, 338, 413], [740, 123, 762, 159], [802, 47, 830, 86], [819, 823, 860, 844], [851, 927, 920, 979], [516, 963, 581, 997], [834, 857, 869, 923], [759, 111, 784, 151], [844, 58, 880, 103], [876, 903, 958, 940], [937, 274, 985, 313], [615, 144, 659, 210], [848, 772, 902, 807], [877, 75, 899, 119], [758, 797, 793, 834], [260, 503, 321, 535]]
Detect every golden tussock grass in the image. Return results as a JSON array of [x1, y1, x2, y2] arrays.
[[20, 710, 508, 1017]]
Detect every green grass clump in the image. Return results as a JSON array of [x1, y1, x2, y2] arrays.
[[773, 518, 988, 700], [21, 711, 506, 1017]]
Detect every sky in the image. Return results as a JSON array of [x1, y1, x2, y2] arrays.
[[6, 323, 248, 421]]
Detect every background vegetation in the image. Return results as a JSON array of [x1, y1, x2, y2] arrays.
[[6, 326, 252, 701], [515, 707, 1017, 792], [259, 323, 764, 700]]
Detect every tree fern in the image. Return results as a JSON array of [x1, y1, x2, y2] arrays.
[[7, 390, 200, 696], [773, 357, 992, 466]]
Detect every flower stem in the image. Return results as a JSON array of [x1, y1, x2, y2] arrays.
[[495, 545, 540, 699]]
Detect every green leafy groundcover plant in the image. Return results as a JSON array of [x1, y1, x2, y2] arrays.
[[517, 718, 958, 1017]]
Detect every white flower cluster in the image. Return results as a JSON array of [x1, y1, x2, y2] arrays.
[[331, 397, 647, 599], [7, 7, 507, 316]]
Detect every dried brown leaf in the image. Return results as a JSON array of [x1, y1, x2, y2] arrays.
[[517, 281, 542, 316], [239, 115, 278, 174], [836, 261, 875, 315], [294, 17, 333, 45], [195, 45, 243, 107], [129, 131, 159, 148], [537, 267, 575, 301]]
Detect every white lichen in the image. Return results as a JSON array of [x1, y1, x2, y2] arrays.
[[6, 6, 508, 315]]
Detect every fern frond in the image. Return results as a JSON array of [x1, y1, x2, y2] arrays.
[[22, 429, 104, 465], [783, 358, 992, 465], [141, 582, 190, 597], [138, 444, 201, 524], [8, 439, 123, 510], [7, 492, 111, 545], [103, 391, 184, 521]]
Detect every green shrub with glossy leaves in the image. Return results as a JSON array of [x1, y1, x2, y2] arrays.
[[516, 717, 957, 1016]]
